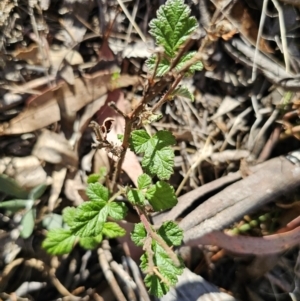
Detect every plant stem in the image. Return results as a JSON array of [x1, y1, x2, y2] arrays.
[[138, 207, 181, 267]]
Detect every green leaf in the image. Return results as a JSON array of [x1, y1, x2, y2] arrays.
[[106, 202, 127, 220], [130, 130, 151, 153], [172, 86, 194, 101], [28, 184, 47, 200], [102, 222, 126, 238], [146, 55, 171, 76], [20, 208, 36, 239], [130, 130, 176, 180], [71, 201, 107, 237], [131, 223, 147, 246], [144, 273, 169, 297], [176, 51, 203, 74], [127, 189, 145, 205], [79, 234, 102, 249], [70, 200, 126, 237], [87, 174, 101, 184], [42, 213, 63, 230], [146, 181, 177, 211], [62, 207, 77, 227], [158, 221, 183, 246], [149, 0, 198, 57], [0, 199, 34, 212], [42, 228, 77, 255], [137, 174, 152, 190], [86, 183, 109, 202], [0, 174, 28, 199], [140, 242, 183, 297], [87, 168, 107, 184]]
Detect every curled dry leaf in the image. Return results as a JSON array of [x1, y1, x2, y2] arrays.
[[96, 90, 143, 186]]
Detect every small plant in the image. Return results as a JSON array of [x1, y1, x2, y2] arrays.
[[43, 0, 203, 297]]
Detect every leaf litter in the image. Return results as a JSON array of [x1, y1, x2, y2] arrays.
[[1, 0, 300, 300]]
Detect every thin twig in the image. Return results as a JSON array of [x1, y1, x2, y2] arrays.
[[116, 0, 146, 42], [272, 0, 290, 73], [252, 0, 269, 83]]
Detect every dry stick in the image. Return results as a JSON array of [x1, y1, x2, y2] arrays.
[[110, 77, 172, 191], [123, 0, 140, 51], [176, 138, 212, 196], [272, 0, 290, 73], [152, 171, 242, 226], [0, 258, 76, 297], [151, 74, 184, 112], [98, 248, 127, 301], [116, 0, 146, 42], [182, 156, 300, 240], [185, 226, 300, 255]]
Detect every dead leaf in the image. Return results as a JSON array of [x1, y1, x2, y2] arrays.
[[0, 72, 139, 135], [48, 165, 68, 211], [32, 129, 78, 167], [96, 90, 143, 186], [0, 156, 48, 189], [64, 171, 86, 206]]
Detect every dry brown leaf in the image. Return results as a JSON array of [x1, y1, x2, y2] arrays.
[[0, 156, 48, 189], [0, 72, 139, 136], [48, 166, 68, 211], [96, 90, 143, 186], [32, 129, 78, 167]]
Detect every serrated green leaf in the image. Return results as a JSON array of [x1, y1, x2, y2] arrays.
[[28, 184, 47, 200], [153, 243, 183, 284], [20, 208, 36, 239], [172, 86, 194, 101], [176, 51, 203, 74], [87, 174, 101, 184], [127, 189, 145, 205], [144, 273, 169, 297], [79, 234, 102, 249], [158, 221, 183, 246], [146, 181, 177, 211], [0, 199, 34, 212], [137, 174, 152, 190], [140, 241, 183, 297], [131, 223, 147, 246], [71, 201, 107, 237], [0, 174, 28, 199], [146, 55, 171, 76], [62, 207, 77, 227], [87, 168, 107, 184], [106, 202, 127, 220], [43, 228, 77, 255], [149, 0, 198, 57], [70, 199, 126, 237], [86, 183, 109, 202], [130, 130, 176, 180], [130, 130, 151, 153], [102, 222, 126, 238]]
